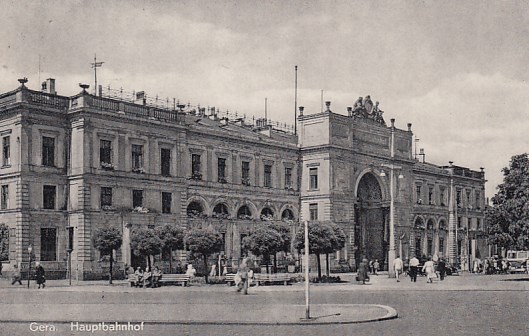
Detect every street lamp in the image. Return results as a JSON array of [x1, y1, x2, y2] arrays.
[[380, 165, 403, 277], [27, 244, 32, 289]]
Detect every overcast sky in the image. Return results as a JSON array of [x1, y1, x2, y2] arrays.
[[1, 0, 528, 198]]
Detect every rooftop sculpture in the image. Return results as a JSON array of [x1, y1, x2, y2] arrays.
[[348, 95, 386, 125]]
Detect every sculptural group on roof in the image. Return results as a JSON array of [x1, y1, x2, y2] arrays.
[[349, 95, 386, 125]]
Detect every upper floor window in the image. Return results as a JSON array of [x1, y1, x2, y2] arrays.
[[131, 144, 144, 171], [162, 192, 172, 214], [309, 168, 318, 190], [191, 154, 202, 180], [1, 185, 8, 209], [42, 136, 55, 167], [241, 161, 250, 185], [456, 189, 462, 208], [43, 185, 56, 209], [309, 203, 318, 221], [218, 158, 227, 183], [2, 136, 10, 166], [285, 167, 293, 189], [132, 189, 144, 208], [41, 228, 57, 261], [416, 185, 422, 204], [100, 140, 112, 167], [476, 191, 481, 209], [264, 164, 272, 188], [440, 187, 446, 206], [161, 148, 171, 176], [100, 187, 113, 207], [467, 190, 472, 208], [428, 186, 434, 205]]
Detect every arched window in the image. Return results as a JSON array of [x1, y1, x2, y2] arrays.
[[187, 201, 204, 218], [260, 207, 274, 221], [438, 220, 447, 231], [426, 219, 435, 230], [213, 203, 229, 219], [281, 209, 295, 221], [414, 217, 425, 230], [237, 205, 253, 220]]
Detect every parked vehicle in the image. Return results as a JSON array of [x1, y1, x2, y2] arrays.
[[506, 250, 528, 274]]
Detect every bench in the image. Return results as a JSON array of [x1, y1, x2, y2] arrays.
[[254, 273, 292, 286], [225, 273, 237, 286], [158, 274, 191, 286]]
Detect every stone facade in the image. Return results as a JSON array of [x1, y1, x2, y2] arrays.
[[0, 81, 487, 279]]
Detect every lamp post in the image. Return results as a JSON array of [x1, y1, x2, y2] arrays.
[[380, 165, 402, 277], [27, 244, 32, 289]]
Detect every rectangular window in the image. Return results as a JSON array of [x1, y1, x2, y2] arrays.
[[2, 136, 10, 166], [100, 140, 112, 165], [241, 161, 250, 185], [131, 144, 143, 170], [161, 148, 171, 176], [439, 238, 444, 255], [132, 190, 144, 208], [415, 238, 422, 257], [309, 203, 318, 221], [428, 187, 434, 205], [43, 185, 56, 209], [309, 168, 318, 190], [440, 187, 446, 206], [100, 187, 113, 207], [0, 185, 8, 209], [42, 136, 55, 167], [476, 191, 481, 209], [285, 167, 293, 188], [416, 185, 422, 204], [467, 190, 472, 208], [264, 164, 272, 188], [162, 192, 172, 214], [477, 218, 482, 230], [218, 158, 226, 182], [40, 228, 57, 261], [191, 154, 201, 179], [456, 189, 462, 208]]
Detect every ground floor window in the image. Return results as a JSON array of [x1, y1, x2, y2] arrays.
[[41, 228, 57, 261]]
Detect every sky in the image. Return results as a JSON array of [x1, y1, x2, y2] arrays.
[[1, 0, 528, 198]]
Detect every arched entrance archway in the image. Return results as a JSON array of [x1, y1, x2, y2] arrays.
[[354, 173, 387, 269]]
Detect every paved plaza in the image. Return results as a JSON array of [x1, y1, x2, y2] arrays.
[[0, 272, 527, 335]]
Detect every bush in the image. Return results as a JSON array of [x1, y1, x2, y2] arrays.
[[310, 275, 342, 283]]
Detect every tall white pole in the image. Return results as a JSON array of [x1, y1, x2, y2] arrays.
[[388, 119, 396, 277], [304, 220, 310, 320]]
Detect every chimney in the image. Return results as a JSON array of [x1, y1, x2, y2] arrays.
[[298, 106, 304, 116], [419, 148, 425, 163], [347, 106, 352, 117], [42, 78, 56, 95], [390, 118, 395, 128], [407, 123, 412, 132], [98, 85, 103, 97], [325, 101, 331, 112]]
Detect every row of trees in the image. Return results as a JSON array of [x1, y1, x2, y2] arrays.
[[93, 221, 346, 284]]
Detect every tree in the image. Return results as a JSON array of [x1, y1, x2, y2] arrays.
[[0, 224, 9, 261], [155, 225, 184, 273], [131, 227, 163, 269], [486, 153, 529, 251], [92, 227, 123, 284], [242, 227, 284, 274], [266, 222, 292, 272], [295, 221, 345, 282], [184, 228, 223, 283], [326, 222, 346, 276]]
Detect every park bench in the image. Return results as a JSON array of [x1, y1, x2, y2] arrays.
[[254, 273, 292, 286], [225, 273, 237, 286], [158, 274, 191, 286]]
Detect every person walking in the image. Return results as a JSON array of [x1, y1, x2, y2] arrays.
[[373, 260, 380, 275], [437, 258, 447, 281], [393, 256, 404, 282], [35, 262, 46, 289], [236, 257, 249, 294], [409, 255, 420, 282], [11, 264, 22, 285], [356, 258, 369, 285], [422, 257, 436, 283]]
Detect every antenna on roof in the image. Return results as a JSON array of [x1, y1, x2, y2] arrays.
[[91, 54, 104, 96]]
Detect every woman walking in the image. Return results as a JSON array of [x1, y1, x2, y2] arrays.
[[422, 257, 436, 284]]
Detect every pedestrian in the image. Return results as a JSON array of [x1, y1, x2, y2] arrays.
[[393, 256, 403, 282], [11, 264, 22, 285], [437, 258, 446, 281], [409, 255, 420, 282], [236, 257, 249, 294], [422, 257, 436, 283], [373, 259, 380, 275], [35, 262, 46, 289], [152, 266, 162, 288], [133, 266, 143, 287], [369, 260, 374, 274], [356, 258, 370, 285]]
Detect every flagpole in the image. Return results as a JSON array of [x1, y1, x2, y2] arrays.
[[294, 65, 298, 135]]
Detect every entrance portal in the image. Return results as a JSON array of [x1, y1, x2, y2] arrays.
[[355, 173, 387, 269]]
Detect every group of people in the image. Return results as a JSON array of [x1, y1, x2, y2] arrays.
[[127, 265, 163, 288], [8, 262, 46, 288]]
